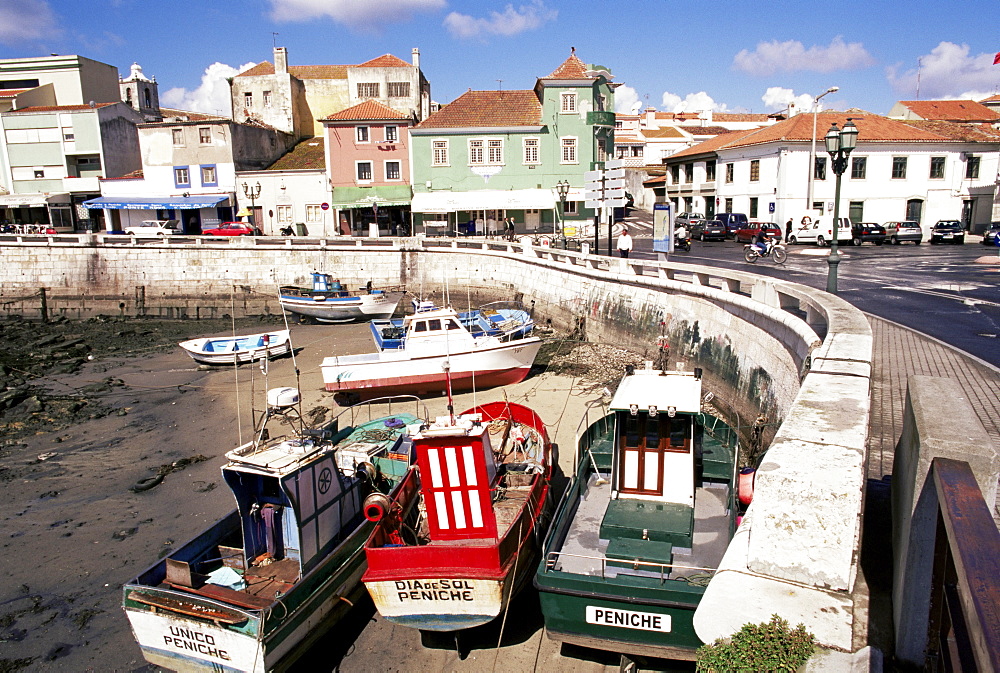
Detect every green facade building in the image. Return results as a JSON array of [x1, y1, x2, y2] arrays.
[[409, 49, 615, 238]]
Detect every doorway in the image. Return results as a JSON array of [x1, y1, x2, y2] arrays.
[[905, 199, 923, 224]]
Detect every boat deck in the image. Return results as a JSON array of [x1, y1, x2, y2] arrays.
[[553, 474, 731, 582]]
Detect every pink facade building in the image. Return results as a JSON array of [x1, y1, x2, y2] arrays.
[[323, 100, 414, 236]]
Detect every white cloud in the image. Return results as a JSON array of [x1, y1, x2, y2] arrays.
[[734, 36, 875, 76], [615, 85, 643, 114], [661, 91, 728, 113], [887, 41, 1000, 101], [444, 1, 557, 39], [0, 0, 59, 43], [161, 62, 256, 116], [269, 0, 445, 26], [761, 86, 816, 113]]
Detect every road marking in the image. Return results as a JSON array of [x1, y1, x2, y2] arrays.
[[882, 286, 1000, 308]]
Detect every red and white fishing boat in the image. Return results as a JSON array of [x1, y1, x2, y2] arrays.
[[361, 400, 552, 633], [320, 306, 542, 405]]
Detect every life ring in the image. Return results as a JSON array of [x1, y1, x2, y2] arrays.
[[131, 474, 164, 493]]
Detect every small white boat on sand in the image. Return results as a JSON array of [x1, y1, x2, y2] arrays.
[[279, 272, 403, 323], [179, 330, 291, 365], [321, 306, 543, 405]]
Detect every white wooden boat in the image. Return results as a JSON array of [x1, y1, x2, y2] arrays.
[[278, 272, 403, 323], [321, 307, 543, 405], [178, 330, 291, 365]]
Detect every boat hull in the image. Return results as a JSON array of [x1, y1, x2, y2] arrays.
[[123, 513, 373, 673], [179, 331, 291, 365], [279, 292, 400, 323], [322, 339, 542, 401], [365, 575, 510, 632]]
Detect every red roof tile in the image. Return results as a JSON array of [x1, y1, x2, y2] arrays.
[[267, 137, 326, 170], [9, 102, 117, 112], [415, 90, 542, 128], [324, 99, 411, 121], [896, 100, 1000, 122], [667, 129, 754, 159], [541, 49, 594, 80], [354, 54, 412, 68], [235, 61, 348, 79], [980, 94, 1000, 103], [899, 119, 1000, 142]]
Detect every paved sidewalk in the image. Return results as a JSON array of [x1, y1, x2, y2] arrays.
[[867, 315, 1000, 516]]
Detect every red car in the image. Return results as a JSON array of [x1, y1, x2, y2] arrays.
[[202, 221, 260, 236], [734, 222, 782, 244]]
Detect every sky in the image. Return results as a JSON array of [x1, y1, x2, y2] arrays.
[[0, 0, 998, 119]]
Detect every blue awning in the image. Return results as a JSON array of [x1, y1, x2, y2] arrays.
[[82, 195, 230, 210]]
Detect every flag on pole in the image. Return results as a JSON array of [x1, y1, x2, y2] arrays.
[[994, 51, 1000, 65]]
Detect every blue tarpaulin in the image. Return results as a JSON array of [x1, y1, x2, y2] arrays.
[[82, 195, 229, 210]]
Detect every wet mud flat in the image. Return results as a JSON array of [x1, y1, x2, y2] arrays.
[[0, 316, 640, 673]]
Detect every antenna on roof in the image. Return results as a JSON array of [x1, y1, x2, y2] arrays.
[[272, 32, 279, 48], [915, 57, 922, 100], [496, 79, 503, 91]]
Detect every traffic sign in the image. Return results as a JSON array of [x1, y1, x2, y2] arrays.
[[321, 202, 330, 211], [605, 168, 625, 179], [604, 178, 625, 190], [583, 170, 603, 182]]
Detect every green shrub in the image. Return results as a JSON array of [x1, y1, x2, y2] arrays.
[[696, 614, 815, 672]]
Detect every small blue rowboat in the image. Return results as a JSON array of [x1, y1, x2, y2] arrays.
[[178, 329, 292, 365]]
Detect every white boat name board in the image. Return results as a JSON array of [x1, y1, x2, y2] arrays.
[[394, 579, 476, 601], [585, 606, 672, 632]]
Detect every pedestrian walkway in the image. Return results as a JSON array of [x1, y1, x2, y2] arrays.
[[867, 314, 1000, 518]]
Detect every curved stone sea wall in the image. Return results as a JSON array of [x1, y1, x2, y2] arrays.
[[0, 233, 872, 651]]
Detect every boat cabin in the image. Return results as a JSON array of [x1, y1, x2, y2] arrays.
[[601, 367, 703, 549], [413, 414, 501, 541], [399, 308, 478, 354]]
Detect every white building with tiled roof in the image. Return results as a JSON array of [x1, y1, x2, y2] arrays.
[[659, 111, 1000, 233], [230, 47, 430, 139]]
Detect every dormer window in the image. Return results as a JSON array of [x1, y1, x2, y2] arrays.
[[561, 92, 577, 113]]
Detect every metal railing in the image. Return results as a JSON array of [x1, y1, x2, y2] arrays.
[[927, 457, 1000, 672]]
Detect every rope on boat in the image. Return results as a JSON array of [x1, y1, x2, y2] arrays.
[[358, 428, 396, 442], [677, 572, 715, 587]]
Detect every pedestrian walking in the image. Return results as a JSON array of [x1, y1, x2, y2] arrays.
[[785, 218, 793, 240], [617, 227, 633, 258]]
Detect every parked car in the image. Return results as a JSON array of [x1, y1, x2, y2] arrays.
[[786, 217, 851, 246], [202, 221, 260, 236], [675, 212, 706, 229], [124, 219, 178, 236], [981, 222, 1000, 246], [929, 220, 965, 245], [883, 220, 922, 245], [714, 213, 749, 238], [734, 222, 782, 244], [690, 219, 728, 241], [850, 222, 886, 246]]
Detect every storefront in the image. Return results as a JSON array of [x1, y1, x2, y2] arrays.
[[0, 193, 73, 231], [331, 185, 412, 237], [81, 195, 234, 234], [410, 188, 586, 237]]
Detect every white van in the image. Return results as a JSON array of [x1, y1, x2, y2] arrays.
[[787, 216, 851, 246]]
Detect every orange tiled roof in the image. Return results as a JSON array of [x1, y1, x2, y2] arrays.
[[980, 94, 1000, 103], [415, 90, 542, 128], [0, 88, 27, 98], [614, 133, 644, 144], [541, 49, 593, 80], [9, 102, 118, 112], [158, 107, 228, 121], [711, 112, 773, 122], [267, 137, 326, 171], [354, 54, 411, 68], [666, 128, 756, 159], [899, 119, 1000, 142], [688, 126, 737, 136], [235, 61, 349, 79], [644, 127, 688, 139], [897, 99, 1000, 122], [325, 100, 410, 121]]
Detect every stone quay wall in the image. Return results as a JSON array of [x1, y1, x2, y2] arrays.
[[0, 233, 872, 652]]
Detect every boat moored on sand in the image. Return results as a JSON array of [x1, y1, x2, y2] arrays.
[[534, 364, 739, 662], [178, 329, 292, 365], [122, 389, 426, 672], [370, 300, 534, 350], [362, 401, 552, 634], [278, 272, 403, 323]]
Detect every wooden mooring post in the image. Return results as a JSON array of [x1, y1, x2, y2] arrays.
[[39, 287, 48, 323]]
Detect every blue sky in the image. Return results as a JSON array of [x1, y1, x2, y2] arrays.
[[1, 0, 998, 118]]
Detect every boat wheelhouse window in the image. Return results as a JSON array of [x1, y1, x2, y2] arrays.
[[624, 416, 640, 447], [414, 321, 427, 332], [669, 417, 689, 448], [447, 319, 461, 330], [645, 416, 662, 448], [428, 319, 442, 331]]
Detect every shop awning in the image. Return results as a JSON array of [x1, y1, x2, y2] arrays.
[[332, 185, 411, 209], [0, 193, 69, 207], [82, 195, 230, 210], [410, 189, 558, 214]]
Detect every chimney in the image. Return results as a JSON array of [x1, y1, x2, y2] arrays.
[[644, 107, 655, 127], [274, 47, 288, 75], [411, 48, 420, 69]]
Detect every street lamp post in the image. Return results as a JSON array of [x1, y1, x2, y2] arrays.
[[824, 119, 859, 294], [807, 86, 839, 211], [555, 180, 570, 248], [242, 181, 261, 226]]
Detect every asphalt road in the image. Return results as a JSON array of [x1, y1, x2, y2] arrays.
[[614, 210, 1000, 369]]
